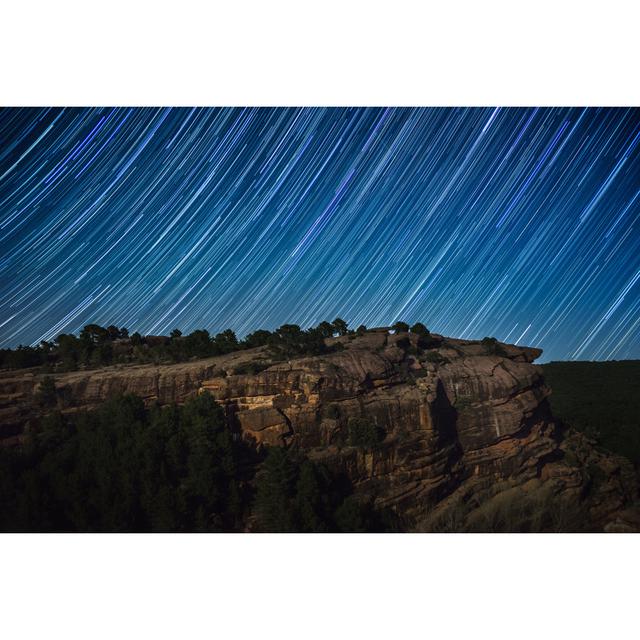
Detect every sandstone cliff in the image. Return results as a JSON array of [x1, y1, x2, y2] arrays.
[[1, 331, 638, 531]]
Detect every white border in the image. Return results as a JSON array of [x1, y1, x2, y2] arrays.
[[1, 1, 639, 106], [1, 2, 638, 638], [2, 534, 639, 639]]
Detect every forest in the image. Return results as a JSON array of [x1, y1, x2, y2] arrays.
[[543, 360, 640, 466], [0, 391, 399, 532]]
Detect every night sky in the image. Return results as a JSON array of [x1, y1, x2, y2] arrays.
[[0, 107, 638, 362]]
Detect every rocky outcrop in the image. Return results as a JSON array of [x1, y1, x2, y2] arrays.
[[1, 331, 637, 531]]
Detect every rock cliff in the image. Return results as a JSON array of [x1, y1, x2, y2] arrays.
[[1, 330, 638, 531]]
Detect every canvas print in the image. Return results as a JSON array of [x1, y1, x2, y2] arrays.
[[0, 106, 638, 532]]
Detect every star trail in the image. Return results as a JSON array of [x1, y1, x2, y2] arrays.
[[0, 107, 638, 362]]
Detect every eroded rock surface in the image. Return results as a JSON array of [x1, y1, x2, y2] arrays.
[[1, 331, 637, 531]]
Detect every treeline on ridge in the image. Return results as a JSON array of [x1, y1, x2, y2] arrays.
[[0, 319, 434, 372]]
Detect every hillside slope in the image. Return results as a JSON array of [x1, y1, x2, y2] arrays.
[[1, 331, 639, 531], [543, 360, 640, 465]]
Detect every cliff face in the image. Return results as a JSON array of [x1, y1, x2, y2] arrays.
[[1, 331, 638, 531]]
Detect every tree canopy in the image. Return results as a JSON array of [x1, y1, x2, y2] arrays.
[[0, 318, 436, 372], [0, 392, 253, 532], [0, 391, 400, 532]]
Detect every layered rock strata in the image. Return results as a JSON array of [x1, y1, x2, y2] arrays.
[[1, 331, 637, 531]]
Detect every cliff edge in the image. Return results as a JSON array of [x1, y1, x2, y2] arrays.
[[1, 330, 638, 531]]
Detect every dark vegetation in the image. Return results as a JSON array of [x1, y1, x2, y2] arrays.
[[0, 317, 438, 372], [543, 360, 640, 466], [3, 319, 638, 532], [0, 318, 435, 532], [422, 351, 449, 365], [254, 447, 398, 532], [480, 336, 508, 357], [0, 391, 397, 532], [0, 392, 250, 531], [0, 317, 354, 372], [424, 484, 590, 533], [347, 417, 386, 448]]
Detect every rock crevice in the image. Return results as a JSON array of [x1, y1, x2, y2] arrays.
[[1, 331, 637, 531]]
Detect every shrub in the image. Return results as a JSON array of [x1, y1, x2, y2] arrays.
[[481, 336, 507, 357], [347, 417, 385, 448], [562, 449, 580, 468], [242, 329, 273, 348], [423, 351, 448, 364], [323, 403, 341, 420], [130, 332, 143, 346], [586, 463, 607, 491], [34, 376, 57, 408], [453, 397, 473, 411], [232, 361, 270, 375], [331, 318, 349, 336], [410, 322, 429, 335], [316, 321, 335, 338], [417, 334, 442, 349]]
